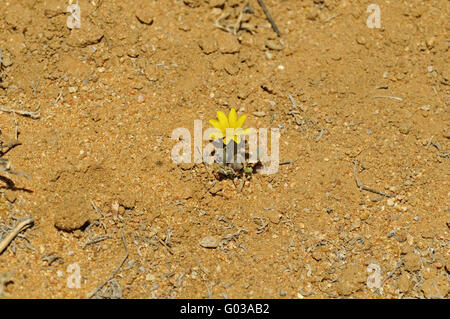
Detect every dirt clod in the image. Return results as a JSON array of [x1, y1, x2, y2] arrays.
[[54, 195, 94, 232]]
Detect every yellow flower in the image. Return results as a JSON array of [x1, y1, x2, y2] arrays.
[[209, 108, 252, 145]]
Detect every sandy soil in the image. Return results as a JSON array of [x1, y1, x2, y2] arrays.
[[0, 0, 449, 299]]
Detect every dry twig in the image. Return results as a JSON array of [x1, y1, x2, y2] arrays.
[[352, 160, 394, 198], [0, 105, 40, 119], [88, 230, 128, 298], [257, 0, 281, 37], [0, 217, 34, 255]]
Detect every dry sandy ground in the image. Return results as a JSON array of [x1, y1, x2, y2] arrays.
[[0, 0, 449, 298]]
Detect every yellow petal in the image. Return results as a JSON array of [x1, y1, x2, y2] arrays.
[[209, 119, 225, 135], [235, 114, 247, 129], [209, 130, 223, 139], [217, 111, 229, 130], [228, 108, 237, 128], [234, 135, 241, 144]]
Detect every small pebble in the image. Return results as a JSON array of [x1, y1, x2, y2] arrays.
[[137, 95, 145, 103], [252, 111, 266, 117], [200, 236, 219, 248], [387, 230, 396, 238], [280, 290, 286, 296]]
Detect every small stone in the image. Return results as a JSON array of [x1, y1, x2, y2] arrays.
[[200, 236, 219, 248], [1, 52, 12, 67], [356, 35, 366, 45], [395, 231, 407, 242], [279, 290, 286, 296], [127, 48, 139, 58], [421, 278, 447, 298], [399, 125, 411, 135], [403, 252, 421, 272], [218, 34, 240, 54], [359, 210, 370, 220], [198, 38, 218, 55], [67, 21, 104, 47], [431, 262, 442, 269], [4, 190, 17, 203], [252, 111, 266, 117], [387, 230, 396, 238], [337, 264, 365, 296], [420, 105, 430, 111], [387, 198, 395, 207], [137, 95, 145, 103], [396, 272, 410, 293], [209, 183, 223, 195], [426, 37, 435, 49], [265, 39, 284, 51], [264, 210, 281, 224], [54, 195, 94, 232], [69, 86, 78, 93], [224, 62, 239, 75], [265, 52, 273, 60]]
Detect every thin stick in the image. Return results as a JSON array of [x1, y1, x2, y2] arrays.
[[82, 235, 113, 249], [352, 160, 394, 198], [257, 0, 281, 37], [0, 106, 40, 119], [0, 217, 34, 255], [315, 128, 324, 142], [380, 260, 403, 288], [373, 96, 403, 102], [87, 230, 128, 298], [157, 236, 174, 255], [90, 200, 104, 218]]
